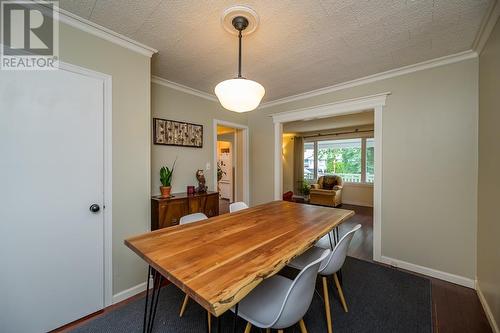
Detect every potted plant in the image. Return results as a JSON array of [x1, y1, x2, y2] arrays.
[[301, 180, 311, 200], [160, 159, 176, 197]]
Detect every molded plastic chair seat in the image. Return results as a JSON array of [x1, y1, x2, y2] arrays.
[[287, 224, 362, 333], [288, 246, 327, 272], [178, 212, 209, 321], [237, 275, 292, 328], [229, 201, 249, 213], [232, 249, 330, 332], [315, 231, 335, 249], [179, 212, 207, 225]]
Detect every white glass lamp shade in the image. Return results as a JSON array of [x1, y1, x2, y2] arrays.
[[214, 78, 265, 112]]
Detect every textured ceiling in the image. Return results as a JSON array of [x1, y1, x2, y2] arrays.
[[60, 0, 492, 102]]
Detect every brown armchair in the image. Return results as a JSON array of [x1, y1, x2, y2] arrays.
[[309, 175, 343, 207]]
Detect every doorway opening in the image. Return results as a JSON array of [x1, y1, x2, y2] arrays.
[[282, 111, 374, 261], [213, 120, 249, 214], [272, 93, 389, 262]]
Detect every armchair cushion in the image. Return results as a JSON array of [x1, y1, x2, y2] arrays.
[[309, 175, 343, 207]]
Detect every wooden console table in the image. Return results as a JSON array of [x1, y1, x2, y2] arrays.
[[151, 191, 219, 230]]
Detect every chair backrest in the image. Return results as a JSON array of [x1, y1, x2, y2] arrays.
[[318, 175, 343, 189], [179, 212, 208, 225], [271, 249, 331, 329], [229, 201, 248, 213], [319, 224, 361, 275]]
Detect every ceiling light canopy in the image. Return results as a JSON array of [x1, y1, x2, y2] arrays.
[[215, 13, 265, 113]]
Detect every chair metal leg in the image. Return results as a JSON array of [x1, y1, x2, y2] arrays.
[[333, 273, 348, 312], [322, 276, 333, 333], [299, 319, 308, 333], [243, 322, 252, 333], [179, 294, 189, 317]]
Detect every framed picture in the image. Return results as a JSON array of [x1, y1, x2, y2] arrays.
[[153, 118, 203, 148]]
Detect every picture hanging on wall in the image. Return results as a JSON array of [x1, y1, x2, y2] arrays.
[[153, 118, 203, 148]]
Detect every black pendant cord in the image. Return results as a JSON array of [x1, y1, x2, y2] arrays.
[[237, 30, 242, 78]]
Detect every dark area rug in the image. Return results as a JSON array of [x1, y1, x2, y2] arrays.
[[70, 257, 432, 332]]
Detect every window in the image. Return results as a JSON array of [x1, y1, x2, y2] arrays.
[[304, 137, 374, 184], [317, 139, 362, 182], [366, 138, 374, 183]]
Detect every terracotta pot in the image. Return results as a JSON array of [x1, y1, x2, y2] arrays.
[[160, 186, 171, 197]]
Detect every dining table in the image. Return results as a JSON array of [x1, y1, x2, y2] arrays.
[[125, 200, 354, 333]]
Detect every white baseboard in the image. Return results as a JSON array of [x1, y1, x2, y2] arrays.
[[379, 256, 475, 288], [112, 278, 153, 304], [476, 279, 500, 333], [342, 200, 373, 207]]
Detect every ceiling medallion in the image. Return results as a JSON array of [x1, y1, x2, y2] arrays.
[[215, 6, 265, 113]]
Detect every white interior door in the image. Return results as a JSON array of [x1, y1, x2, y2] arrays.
[[0, 67, 106, 332]]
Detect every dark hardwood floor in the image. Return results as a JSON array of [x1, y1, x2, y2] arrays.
[[53, 202, 492, 333], [337, 203, 492, 333], [337, 203, 373, 261]]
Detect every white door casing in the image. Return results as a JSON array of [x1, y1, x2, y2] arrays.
[[213, 119, 250, 205], [0, 63, 112, 332], [271, 93, 389, 262]]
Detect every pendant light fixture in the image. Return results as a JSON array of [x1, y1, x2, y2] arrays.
[[215, 14, 265, 113]]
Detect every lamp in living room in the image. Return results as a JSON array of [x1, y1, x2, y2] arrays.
[[215, 7, 265, 113]]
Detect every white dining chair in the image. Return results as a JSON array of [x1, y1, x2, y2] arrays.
[[179, 212, 208, 225], [288, 224, 362, 333], [233, 249, 331, 333], [229, 201, 248, 213], [178, 212, 208, 318]]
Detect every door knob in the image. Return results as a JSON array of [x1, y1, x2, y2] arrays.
[[89, 204, 100, 213]]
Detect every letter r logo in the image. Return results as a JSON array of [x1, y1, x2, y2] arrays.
[[2, 1, 54, 56]]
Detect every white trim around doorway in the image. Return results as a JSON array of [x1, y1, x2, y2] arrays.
[[271, 92, 390, 262], [213, 120, 250, 205], [59, 61, 113, 307]]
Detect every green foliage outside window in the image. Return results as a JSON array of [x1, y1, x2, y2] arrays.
[[318, 147, 361, 174]]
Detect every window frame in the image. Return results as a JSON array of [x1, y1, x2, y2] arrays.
[[304, 136, 374, 186]]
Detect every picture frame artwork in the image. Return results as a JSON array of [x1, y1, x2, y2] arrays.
[[153, 118, 203, 148]]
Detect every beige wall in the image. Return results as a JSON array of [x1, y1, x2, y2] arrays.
[[235, 129, 244, 202], [478, 18, 500, 330], [60, 24, 151, 294], [151, 82, 247, 195], [282, 134, 295, 193], [343, 184, 373, 207], [249, 58, 479, 280]]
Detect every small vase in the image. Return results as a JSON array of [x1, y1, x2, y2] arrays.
[[160, 186, 171, 197]]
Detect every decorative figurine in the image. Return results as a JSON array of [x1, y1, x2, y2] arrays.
[[196, 169, 208, 193]]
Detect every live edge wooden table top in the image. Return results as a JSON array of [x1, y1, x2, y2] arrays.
[[125, 201, 354, 317]]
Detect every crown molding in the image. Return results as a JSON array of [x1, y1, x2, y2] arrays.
[[259, 50, 478, 109], [473, 0, 500, 54], [37, 2, 158, 57], [152, 76, 218, 102]]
